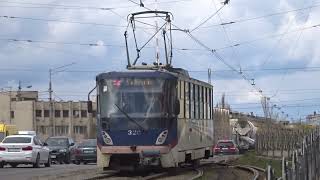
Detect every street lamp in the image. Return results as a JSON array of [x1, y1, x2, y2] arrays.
[[49, 62, 76, 136], [17, 80, 32, 101]]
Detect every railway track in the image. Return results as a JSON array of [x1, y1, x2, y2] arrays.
[[213, 162, 266, 180], [84, 160, 265, 180], [84, 167, 202, 180]]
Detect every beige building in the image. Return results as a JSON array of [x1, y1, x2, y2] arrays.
[[0, 91, 96, 142]]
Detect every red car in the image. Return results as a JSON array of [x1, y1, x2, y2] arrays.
[[213, 140, 239, 155]]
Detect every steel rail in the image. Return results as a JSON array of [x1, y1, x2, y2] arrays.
[[189, 168, 204, 180]]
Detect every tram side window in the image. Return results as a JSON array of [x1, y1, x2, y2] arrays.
[[194, 84, 198, 119], [208, 89, 210, 119], [177, 81, 181, 99], [190, 83, 194, 119], [185, 82, 190, 119], [207, 88, 210, 119], [177, 81, 183, 118], [179, 81, 185, 118], [203, 87, 208, 119], [209, 89, 212, 119], [200, 86, 204, 119], [198, 85, 201, 119]]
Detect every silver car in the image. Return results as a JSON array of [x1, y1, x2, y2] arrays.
[[0, 135, 51, 168]]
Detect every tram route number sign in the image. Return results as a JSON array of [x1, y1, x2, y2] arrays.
[[128, 129, 142, 136]]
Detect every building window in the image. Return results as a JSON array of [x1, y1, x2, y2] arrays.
[[73, 110, 80, 118], [44, 110, 50, 117], [36, 110, 42, 117], [10, 111, 14, 119], [92, 110, 96, 118], [39, 126, 46, 134], [81, 110, 87, 118], [73, 126, 86, 134], [63, 110, 69, 118], [55, 110, 61, 118], [55, 126, 69, 135]]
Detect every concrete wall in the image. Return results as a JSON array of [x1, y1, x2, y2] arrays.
[[0, 93, 11, 124], [12, 101, 34, 131]]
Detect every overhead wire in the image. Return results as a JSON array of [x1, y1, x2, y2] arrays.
[[1, 0, 318, 118], [201, 3, 320, 29], [271, 0, 316, 99], [176, 22, 320, 53], [0, 15, 130, 29], [190, 0, 228, 32], [0, 0, 193, 11], [185, 31, 264, 97], [211, 0, 242, 72]]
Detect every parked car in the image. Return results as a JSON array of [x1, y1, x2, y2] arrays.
[[45, 136, 75, 164], [72, 139, 97, 165], [213, 140, 239, 155], [0, 134, 51, 168]]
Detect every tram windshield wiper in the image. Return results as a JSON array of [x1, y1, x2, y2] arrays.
[[114, 103, 147, 132]]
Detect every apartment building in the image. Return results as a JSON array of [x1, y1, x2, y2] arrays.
[[0, 91, 96, 141]]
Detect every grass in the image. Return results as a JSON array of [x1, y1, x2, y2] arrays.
[[232, 151, 282, 177]]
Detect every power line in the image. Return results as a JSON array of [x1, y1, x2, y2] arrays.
[[270, 1, 316, 99], [215, 88, 320, 93], [190, 1, 228, 32], [233, 104, 320, 110], [0, 37, 126, 47], [201, 3, 320, 29], [0, 0, 192, 11], [0, 15, 130, 28], [176, 22, 320, 53], [185, 31, 264, 96], [1, 21, 319, 51], [211, 0, 242, 71], [2, 65, 320, 73]]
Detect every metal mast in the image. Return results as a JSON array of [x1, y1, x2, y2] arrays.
[[154, 0, 160, 65], [49, 69, 54, 136], [49, 62, 75, 136]]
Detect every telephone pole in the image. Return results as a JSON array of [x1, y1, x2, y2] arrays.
[[208, 68, 212, 84], [48, 62, 76, 137], [49, 69, 54, 136]]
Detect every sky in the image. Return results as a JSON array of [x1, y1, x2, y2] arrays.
[[0, 0, 320, 121]]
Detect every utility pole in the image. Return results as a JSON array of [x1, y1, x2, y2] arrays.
[[208, 68, 212, 84], [48, 62, 76, 137], [17, 81, 21, 101], [49, 69, 54, 136], [9, 87, 12, 124], [154, 0, 160, 65]]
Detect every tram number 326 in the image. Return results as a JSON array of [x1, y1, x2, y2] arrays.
[[128, 130, 142, 136]]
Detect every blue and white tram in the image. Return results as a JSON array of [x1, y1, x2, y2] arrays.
[[92, 68, 214, 169]]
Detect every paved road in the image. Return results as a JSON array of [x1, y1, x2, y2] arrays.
[[0, 163, 99, 180], [0, 155, 241, 180]]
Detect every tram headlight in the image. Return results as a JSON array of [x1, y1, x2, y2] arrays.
[[155, 130, 168, 145], [102, 131, 113, 145]]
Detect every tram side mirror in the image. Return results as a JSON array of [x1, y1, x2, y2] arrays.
[[87, 101, 93, 113], [174, 99, 180, 116]]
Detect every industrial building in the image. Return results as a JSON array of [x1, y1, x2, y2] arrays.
[[0, 90, 96, 141]]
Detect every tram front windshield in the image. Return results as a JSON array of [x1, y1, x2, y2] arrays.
[[99, 78, 176, 130]]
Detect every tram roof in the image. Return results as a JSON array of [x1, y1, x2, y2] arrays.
[[96, 70, 178, 81], [96, 69, 213, 88]]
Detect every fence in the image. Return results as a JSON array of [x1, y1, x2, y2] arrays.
[[263, 127, 320, 180], [255, 127, 311, 158]]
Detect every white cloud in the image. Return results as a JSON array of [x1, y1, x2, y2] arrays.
[[1, 0, 320, 119]]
